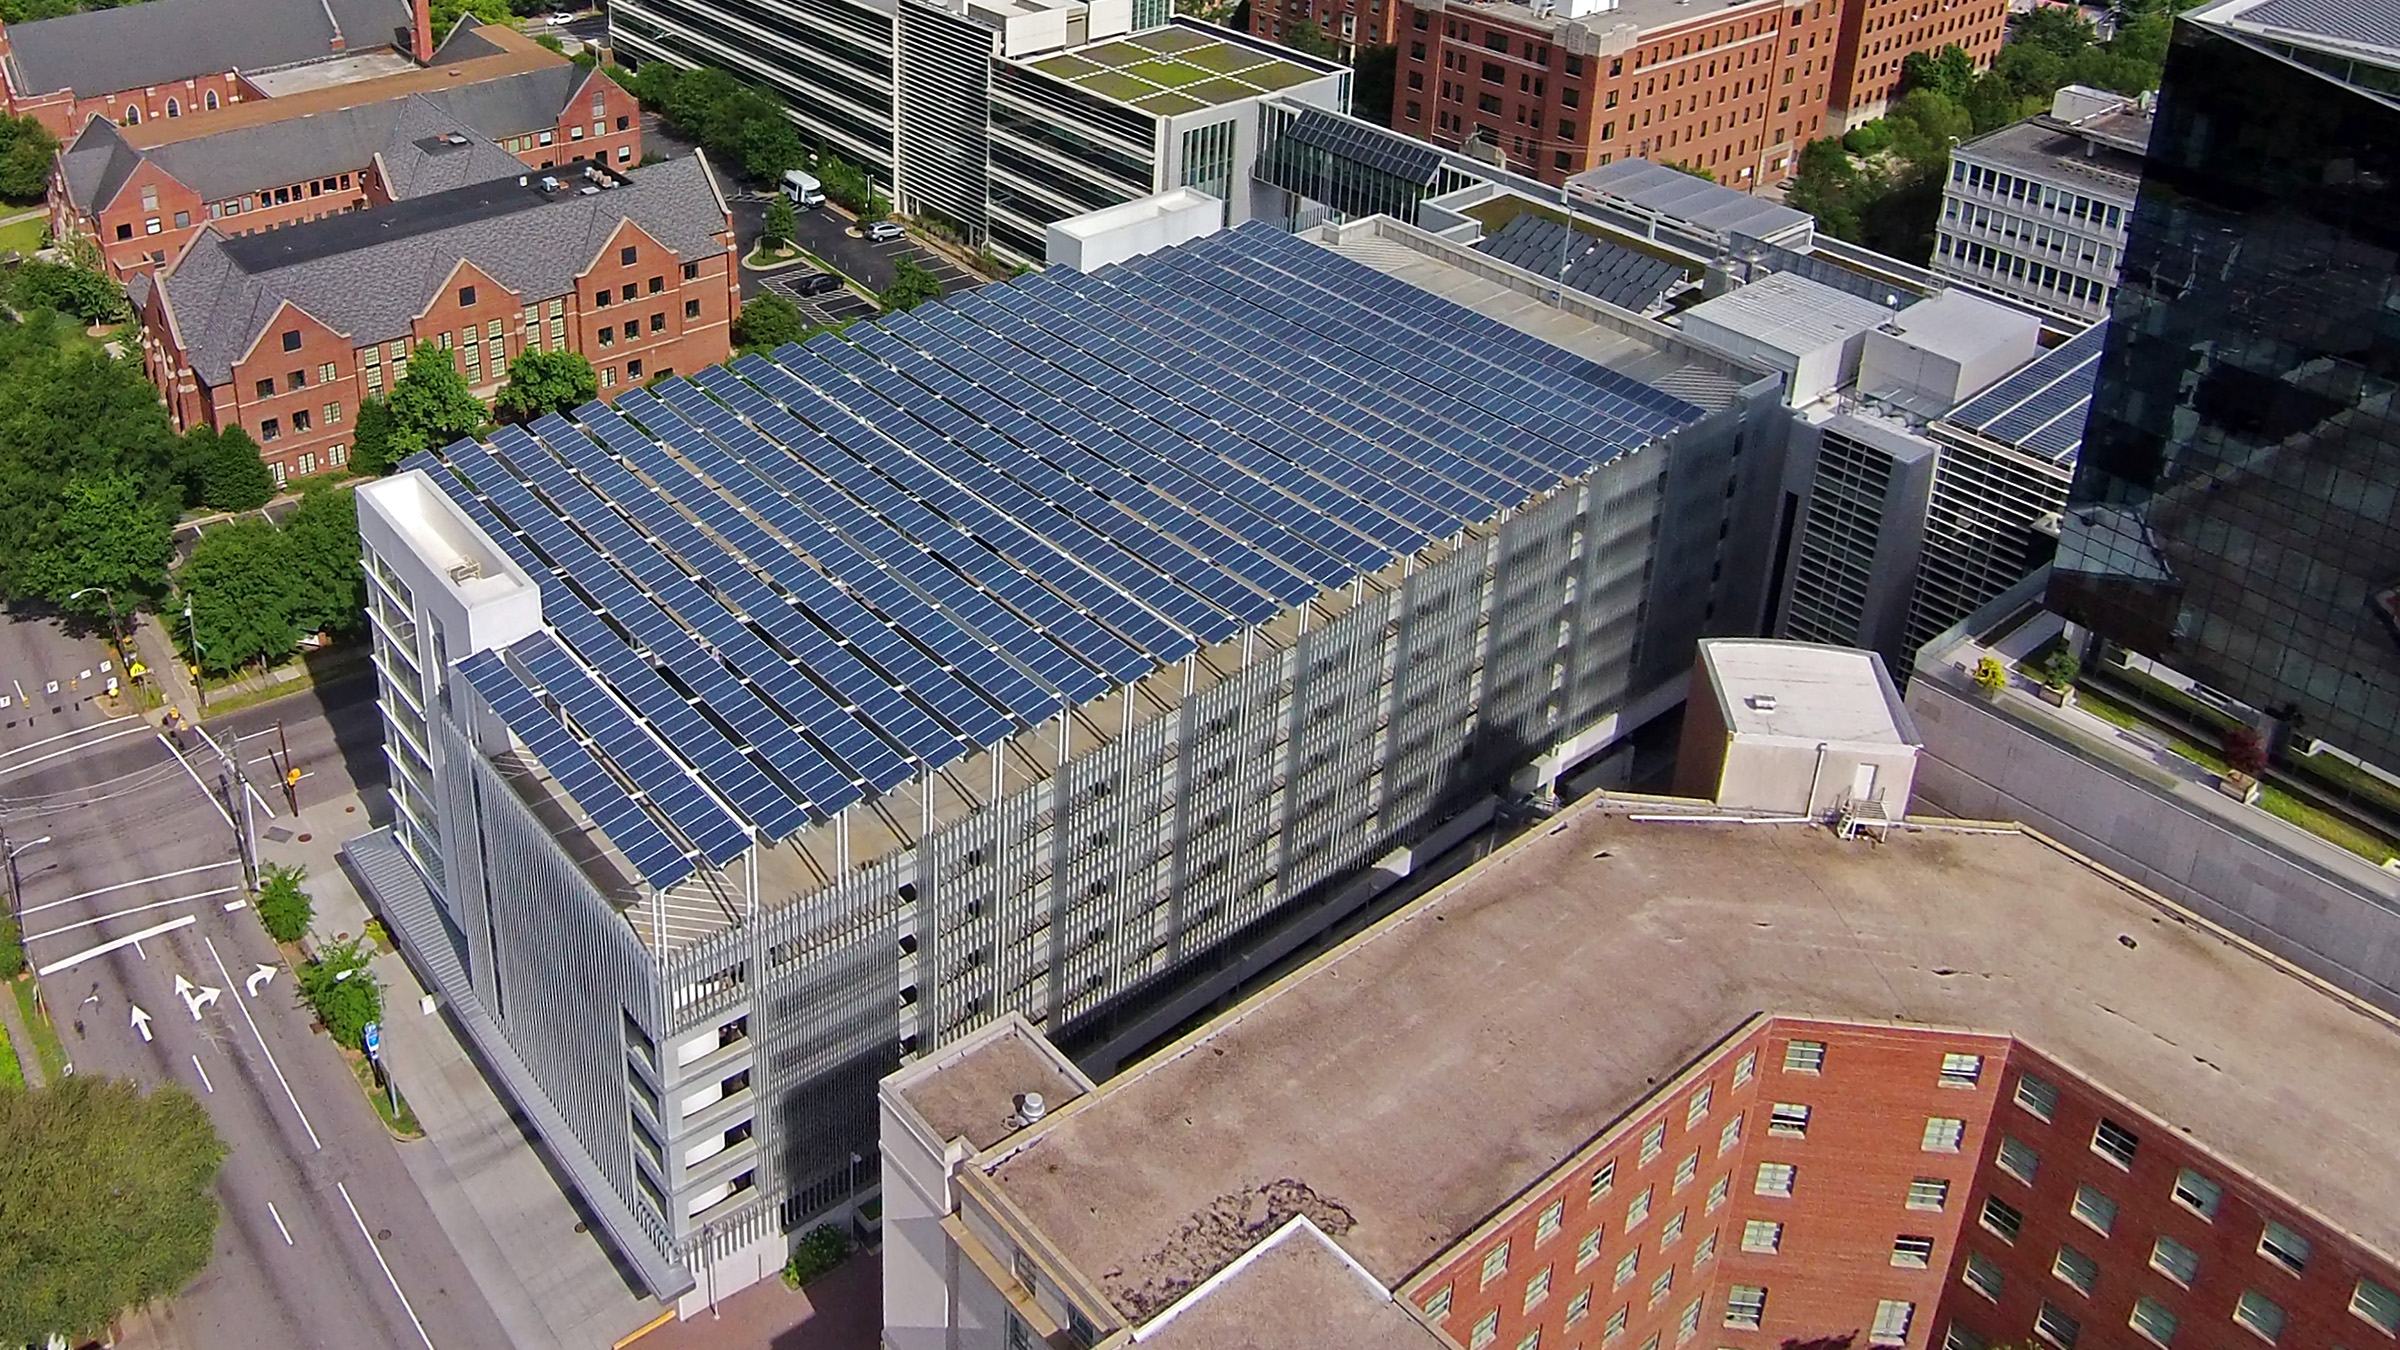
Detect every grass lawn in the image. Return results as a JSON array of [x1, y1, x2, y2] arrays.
[[11, 977, 68, 1083], [351, 1051, 422, 1138], [745, 242, 803, 267], [0, 214, 45, 257], [0, 1014, 22, 1091]]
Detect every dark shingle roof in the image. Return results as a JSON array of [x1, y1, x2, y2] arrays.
[[4, 0, 413, 98], [372, 98, 532, 199], [160, 153, 728, 384], [58, 119, 143, 217]]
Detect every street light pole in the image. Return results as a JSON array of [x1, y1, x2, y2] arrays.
[[182, 594, 207, 714], [66, 586, 126, 677], [2, 827, 51, 933]]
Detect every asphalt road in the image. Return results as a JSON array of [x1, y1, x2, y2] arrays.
[[0, 615, 507, 1350]]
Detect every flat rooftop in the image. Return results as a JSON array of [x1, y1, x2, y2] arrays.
[[1954, 118, 2148, 199], [1700, 637, 1913, 745], [973, 803, 2400, 1316], [1678, 270, 1896, 357], [1019, 23, 1336, 116], [895, 1017, 1090, 1153]]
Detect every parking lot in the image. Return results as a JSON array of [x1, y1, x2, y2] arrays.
[[760, 266, 878, 328], [733, 193, 989, 305]]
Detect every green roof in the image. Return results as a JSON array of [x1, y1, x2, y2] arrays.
[[1024, 24, 1334, 112]]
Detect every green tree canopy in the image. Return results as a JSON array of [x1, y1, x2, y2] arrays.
[[734, 293, 807, 351], [177, 425, 277, 512], [0, 1076, 226, 1345], [15, 475, 175, 613], [382, 343, 488, 459], [763, 192, 798, 248], [10, 260, 130, 325], [178, 519, 297, 675], [0, 113, 59, 204], [878, 257, 943, 314], [278, 486, 366, 640], [348, 397, 401, 478], [624, 63, 804, 182], [492, 348, 598, 424], [298, 937, 384, 1050], [1280, 16, 1339, 58]]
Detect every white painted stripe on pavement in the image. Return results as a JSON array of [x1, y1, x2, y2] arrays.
[[0, 713, 140, 763], [36, 915, 196, 975], [202, 934, 321, 1152], [191, 1054, 214, 1094], [337, 1181, 437, 1350], [268, 1202, 294, 1247], [224, 899, 247, 912], [23, 860, 242, 916], [25, 888, 241, 942], [157, 732, 235, 830], [0, 721, 154, 780]]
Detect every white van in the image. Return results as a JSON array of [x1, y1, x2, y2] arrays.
[[781, 169, 825, 208]]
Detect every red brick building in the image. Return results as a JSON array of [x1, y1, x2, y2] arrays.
[[134, 153, 739, 485], [55, 62, 643, 280], [1826, 0, 2007, 127]]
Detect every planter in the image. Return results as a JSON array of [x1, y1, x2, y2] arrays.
[[2036, 683, 2073, 707], [2216, 771, 2261, 805]]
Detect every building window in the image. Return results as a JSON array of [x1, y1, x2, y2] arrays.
[[1979, 1196, 2022, 1243], [620, 283, 635, 302], [1891, 1235, 1934, 1269], [282, 329, 303, 352], [598, 326, 615, 346], [318, 362, 336, 384], [1673, 1153, 1698, 1190], [2150, 1235, 2199, 1286], [1676, 1298, 1701, 1345], [1567, 1288, 1593, 1326], [1626, 1188, 1651, 1228], [325, 402, 342, 425], [2070, 1186, 2117, 1235], [2124, 1297, 2178, 1347], [1660, 1211, 1685, 1247], [1740, 1220, 1781, 1253], [2013, 1071, 2058, 1121], [1922, 1117, 1965, 1152], [649, 313, 666, 334], [1613, 1247, 1639, 1288], [1870, 1301, 1913, 1347], [620, 245, 637, 265], [2091, 1119, 2138, 1169], [1591, 1160, 1616, 1200], [1997, 1137, 2039, 1185], [260, 418, 280, 441], [683, 262, 699, 280], [2354, 1279, 2400, 1336], [1481, 1242, 1511, 1286], [1535, 1201, 1564, 1244], [256, 377, 276, 397], [1471, 1310, 1499, 1348], [1694, 1230, 1717, 1266], [295, 451, 315, 474], [1732, 1052, 1755, 1086], [2257, 1222, 2309, 1275], [684, 299, 702, 319], [1525, 1266, 1553, 1312], [1606, 1306, 1628, 1343], [1648, 1267, 1672, 1309], [1754, 1164, 1794, 1198], [595, 289, 611, 306], [1768, 1103, 1810, 1137], [2172, 1169, 2221, 1219], [2035, 1302, 2081, 1349], [1705, 1176, 1728, 1212], [291, 409, 311, 432], [1423, 1285, 1453, 1319], [1963, 1252, 2004, 1300], [601, 366, 617, 388], [1516, 1331, 1541, 1350], [1724, 1285, 1766, 1329], [1908, 1178, 1950, 1212], [1640, 1123, 1665, 1164], [2235, 1290, 2286, 1344], [1783, 1040, 1824, 1073], [1578, 1228, 1603, 1270], [1938, 1053, 1982, 1088], [2052, 1245, 2098, 1296], [1685, 1086, 1712, 1127]]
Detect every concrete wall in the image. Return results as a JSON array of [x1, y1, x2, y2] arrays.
[[1906, 674, 2400, 1014], [1718, 737, 1917, 817]]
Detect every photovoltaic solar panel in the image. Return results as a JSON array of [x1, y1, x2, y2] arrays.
[[1945, 321, 2107, 465]]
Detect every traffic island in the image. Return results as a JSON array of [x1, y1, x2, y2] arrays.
[[349, 1049, 422, 1140]]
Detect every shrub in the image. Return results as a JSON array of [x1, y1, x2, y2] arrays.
[[254, 863, 312, 943], [2224, 726, 2270, 777], [780, 1223, 853, 1288], [0, 914, 22, 979], [296, 937, 382, 1050], [2039, 647, 2080, 690], [1972, 655, 2008, 694]]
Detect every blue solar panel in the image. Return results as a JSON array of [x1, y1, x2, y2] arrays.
[[1946, 321, 2107, 465]]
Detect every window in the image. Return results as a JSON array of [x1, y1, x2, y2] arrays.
[[1423, 1285, 1453, 1319], [685, 299, 702, 319], [174, 210, 190, 228], [289, 367, 308, 388], [2235, 1290, 2286, 1343], [2150, 1236, 2199, 1286], [1768, 1104, 1810, 1137], [256, 377, 276, 397], [324, 403, 341, 425], [1660, 1212, 1685, 1247], [1946, 1327, 1985, 1350], [282, 329, 303, 352], [602, 365, 616, 388], [1892, 1235, 1934, 1269], [649, 312, 666, 333], [2172, 1169, 2222, 1219], [599, 325, 615, 346], [1783, 1040, 1824, 1073], [317, 362, 336, 384], [1906, 1178, 1950, 1212], [1939, 1053, 1983, 1088], [1614, 1249, 1639, 1288], [1648, 1268, 1672, 1308], [1754, 1164, 1794, 1198], [1922, 1118, 1965, 1152], [2354, 1278, 2400, 1335], [1740, 1220, 1781, 1253], [683, 262, 699, 280], [1686, 1086, 1712, 1126], [1578, 1228, 1604, 1269], [260, 417, 280, 441], [626, 359, 643, 379], [2014, 1072, 2058, 1121], [1963, 1252, 2004, 1300], [1732, 1052, 1755, 1086], [620, 245, 637, 265], [1525, 1266, 1553, 1312], [1627, 1188, 1652, 1227], [1706, 1176, 1728, 1212], [1724, 1285, 1766, 1329], [1591, 1161, 1617, 1200], [2091, 1119, 2139, 1169], [1719, 1116, 1742, 1154], [1567, 1288, 1592, 1325], [648, 275, 664, 294], [1870, 1301, 1913, 1347], [1471, 1310, 1500, 1348], [291, 409, 311, 432], [1694, 1231, 1717, 1266], [1998, 1137, 2039, 1185], [2070, 1186, 2117, 1235], [2257, 1222, 2309, 1275], [2035, 1302, 2081, 1349], [1537, 1201, 1564, 1244], [1640, 1123, 1665, 1164], [1606, 1306, 1629, 1343], [1482, 1242, 1511, 1286], [1980, 1196, 2023, 1243], [2130, 1297, 2178, 1347], [2053, 1245, 2098, 1296], [620, 284, 635, 302], [595, 289, 611, 306]]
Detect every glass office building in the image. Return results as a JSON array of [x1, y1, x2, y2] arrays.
[[2049, 0, 2400, 770]]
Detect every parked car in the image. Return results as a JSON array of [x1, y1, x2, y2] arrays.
[[863, 220, 905, 243], [547, 11, 576, 24], [796, 270, 845, 296]]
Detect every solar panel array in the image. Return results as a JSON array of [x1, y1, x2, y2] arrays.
[[1475, 215, 1686, 314], [1945, 320, 2108, 464], [422, 220, 1704, 890], [1281, 106, 1445, 184]]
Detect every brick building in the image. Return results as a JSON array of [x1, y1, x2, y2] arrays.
[[1388, 0, 1847, 190], [1825, 0, 2006, 129], [134, 153, 738, 485], [55, 58, 642, 279], [882, 798, 2400, 1350]]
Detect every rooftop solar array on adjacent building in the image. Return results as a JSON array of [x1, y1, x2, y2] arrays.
[[413, 221, 1705, 890], [1280, 106, 1444, 184], [1474, 215, 1686, 314], [1945, 320, 2108, 463]]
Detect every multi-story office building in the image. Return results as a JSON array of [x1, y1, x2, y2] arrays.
[[1935, 86, 2151, 324], [1388, 0, 1846, 190], [883, 795, 2400, 1350], [1904, 320, 2103, 657], [347, 217, 1784, 1309], [2048, 0, 2400, 771]]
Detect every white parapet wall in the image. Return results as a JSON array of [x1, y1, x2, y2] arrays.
[[1045, 187, 1223, 273]]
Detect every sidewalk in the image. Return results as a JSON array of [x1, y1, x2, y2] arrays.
[[127, 611, 200, 726], [255, 784, 664, 1350]]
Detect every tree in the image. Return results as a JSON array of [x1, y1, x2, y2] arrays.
[[255, 863, 313, 944], [734, 293, 807, 351], [14, 475, 174, 612], [1973, 655, 2009, 695], [1783, 137, 1866, 241], [1899, 45, 1975, 102], [0, 1076, 226, 1345], [1662, 160, 1717, 183], [10, 260, 129, 326], [426, 0, 510, 42], [278, 486, 366, 640], [2224, 726, 2271, 777], [177, 425, 276, 512], [297, 937, 383, 1050], [763, 192, 798, 249], [382, 343, 488, 459], [878, 257, 943, 314], [177, 520, 297, 675], [1351, 44, 1397, 125], [1280, 16, 1339, 58], [492, 349, 597, 424], [0, 113, 59, 204], [348, 398, 401, 478]]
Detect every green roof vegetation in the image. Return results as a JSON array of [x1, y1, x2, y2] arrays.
[[1022, 24, 1333, 111]]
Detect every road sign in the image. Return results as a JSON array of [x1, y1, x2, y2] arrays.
[[363, 1022, 381, 1057]]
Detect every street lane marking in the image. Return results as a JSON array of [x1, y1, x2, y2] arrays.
[[157, 733, 235, 830], [190, 1054, 214, 1094], [337, 1181, 437, 1350], [268, 1202, 294, 1247], [0, 722, 153, 781], [25, 860, 242, 916], [0, 713, 140, 764], [36, 915, 196, 975], [224, 899, 247, 912], [25, 888, 241, 942], [201, 934, 321, 1152]]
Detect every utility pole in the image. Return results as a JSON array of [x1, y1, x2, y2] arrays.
[[276, 720, 299, 814], [183, 595, 207, 714]]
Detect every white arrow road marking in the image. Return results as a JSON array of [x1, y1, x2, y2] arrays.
[[246, 964, 277, 998], [129, 1004, 152, 1042], [173, 973, 222, 1021]]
